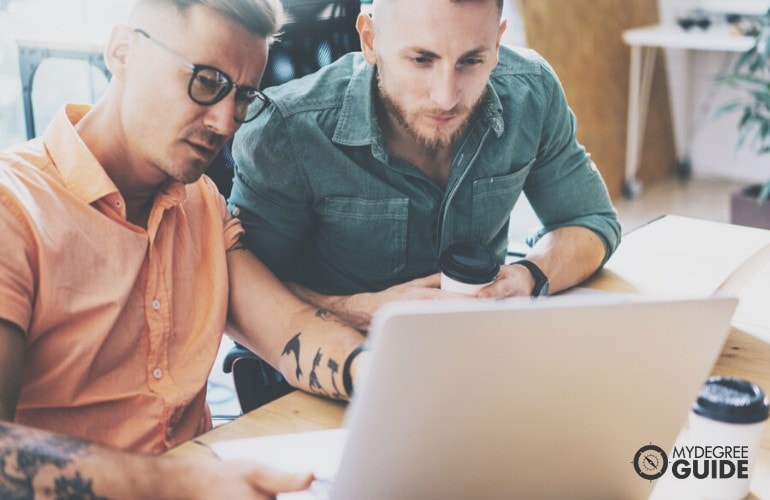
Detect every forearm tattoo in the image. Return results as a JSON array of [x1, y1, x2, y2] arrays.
[[281, 332, 345, 400], [226, 242, 247, 252], [327, 359, 343, 399], [0, 423, 107, 499], [314, 308, 347, 326], [282, 333, 303, 380], [308, 348, 328, 398]]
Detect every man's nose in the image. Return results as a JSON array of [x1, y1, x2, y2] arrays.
[[202, 93, 239, 137], [429, 67, 461, 111]]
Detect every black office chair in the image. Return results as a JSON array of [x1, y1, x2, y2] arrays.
[[208, 0, 361, 199], [219, 0, 361, 413]]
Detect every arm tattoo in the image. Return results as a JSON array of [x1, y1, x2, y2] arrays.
[[308, 348, 328, 397], [54, 472, 105, 499], [226, 242, 247, 253], [315, 309, 332, 321], [281, 333, 303, 380], [0, 423, 107, 499], [315, 308, 346, 326], [327, 359, 343, 399]]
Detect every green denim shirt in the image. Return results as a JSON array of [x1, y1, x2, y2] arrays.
[[229, 46, 621, 295]]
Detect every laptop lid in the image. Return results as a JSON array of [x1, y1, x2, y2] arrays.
[[331, 294, 738, 500]]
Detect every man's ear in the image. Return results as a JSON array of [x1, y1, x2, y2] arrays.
[[494, 18, 508, 65], [356, 12, 377, 65], [103, 24, 134, 77]]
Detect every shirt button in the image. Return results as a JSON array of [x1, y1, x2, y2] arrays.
[[231, 206, 241, 217], [151, 299, 161, 311], [153, 368, 163, 380], [115, 199, 123, 208]]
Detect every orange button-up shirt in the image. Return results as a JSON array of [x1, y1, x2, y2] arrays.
[[0, 104, 244, 454]]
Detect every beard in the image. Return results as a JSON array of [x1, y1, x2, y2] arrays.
[[376, 70, 486, 151]]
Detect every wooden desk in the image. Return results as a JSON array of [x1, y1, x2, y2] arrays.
[[168, 216, 770, 497], [165, 391, 345, 461], [621, 24, 754, 198]]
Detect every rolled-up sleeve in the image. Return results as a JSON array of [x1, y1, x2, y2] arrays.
[[229, 105, 314, 280], [523, 62, 621, 264]]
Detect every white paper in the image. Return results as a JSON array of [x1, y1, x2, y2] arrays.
[[211, 428, 348, 479], [602, 216, 770, 298]]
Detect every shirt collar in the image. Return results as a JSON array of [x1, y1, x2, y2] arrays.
[[332, 58, 376, 147], [481, 81, 505, 138], [43, 104, 120, 205], [332, 60, 506, 149], [43, 103, 187, 210]]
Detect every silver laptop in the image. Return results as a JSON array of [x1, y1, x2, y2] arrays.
[[326, 294, 738, 500]]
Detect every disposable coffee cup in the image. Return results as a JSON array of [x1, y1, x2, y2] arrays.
[[438, 242, 500, 295], [688, 376, 770, 500]]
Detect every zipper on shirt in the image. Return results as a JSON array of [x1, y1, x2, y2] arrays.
[[435, 126, 493, 250]]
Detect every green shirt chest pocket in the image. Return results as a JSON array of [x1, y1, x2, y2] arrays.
[[318, 197, 409, 279], [471, 159, 534, 244]]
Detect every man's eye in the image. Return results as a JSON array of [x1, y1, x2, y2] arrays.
[[195, 71, 226, 93], [412, 57, 432, 65]]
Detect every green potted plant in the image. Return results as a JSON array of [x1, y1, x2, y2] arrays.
[[716, 10, 770, 229]]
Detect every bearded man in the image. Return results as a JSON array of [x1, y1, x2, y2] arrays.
[[229, 0, 621, 330]]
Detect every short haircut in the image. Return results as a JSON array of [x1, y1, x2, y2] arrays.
[[135, 0, 284, 38], [451, 0, 504, 15]]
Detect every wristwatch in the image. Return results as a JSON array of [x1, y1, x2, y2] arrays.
[[512, 259, 549, 297]]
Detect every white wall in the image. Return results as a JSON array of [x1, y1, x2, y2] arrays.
[[0, 0, 133, 149], [502, 0, 527, 47], [658, 0, 769, 184]]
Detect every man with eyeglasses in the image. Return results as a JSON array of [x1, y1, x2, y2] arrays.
[[0, 0, 366, 497], [229, 0, 622, 331]]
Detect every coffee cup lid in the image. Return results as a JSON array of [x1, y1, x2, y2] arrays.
[[692, 376, 770, 424], [439, 242, 500, 284]]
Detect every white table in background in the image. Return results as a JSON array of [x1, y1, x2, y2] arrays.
[[621, 24, 754, 198]]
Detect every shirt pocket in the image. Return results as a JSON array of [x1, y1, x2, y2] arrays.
[[471, 159, 535, 244], [319, 197, 409, 278]]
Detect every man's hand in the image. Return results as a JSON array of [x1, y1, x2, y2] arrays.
[[478, 226, 606, 299], [477, 263, 536, 299], [193, 460, 314, 499], [288, 273, 468, 331], [0, 419, 314, 499]]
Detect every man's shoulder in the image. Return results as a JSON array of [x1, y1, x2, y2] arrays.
[[490, 46, 563, 101], [493, 45, 551, 78], [0, 140, 57, 191], [262, 52, 365, 116]]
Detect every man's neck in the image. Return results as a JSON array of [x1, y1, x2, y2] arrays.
[[75, 101, 165, 228], [377, 103, 454, 189]]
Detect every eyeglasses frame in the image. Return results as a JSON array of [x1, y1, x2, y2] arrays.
[[133, 28, 269, 123]]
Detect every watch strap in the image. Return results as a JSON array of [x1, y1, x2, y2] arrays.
[[512, 259, 549, 297]]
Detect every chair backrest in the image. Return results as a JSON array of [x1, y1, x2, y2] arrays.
[[208, 0, 361, 197], [262, 0, 361, 89]]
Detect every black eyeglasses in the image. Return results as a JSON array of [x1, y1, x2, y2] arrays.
[[134, 28, 269, 123]]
